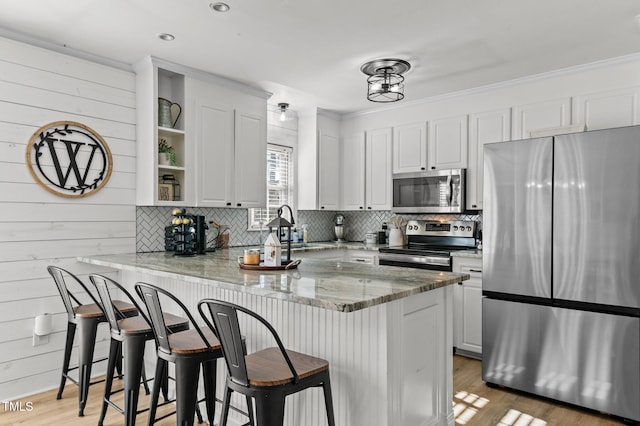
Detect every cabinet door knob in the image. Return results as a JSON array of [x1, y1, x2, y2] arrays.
[[431, 166, 436, 170], [472, 204, 477, 208], [421, 167, 426, 170], [320, 206, 325, 209], [359, 206, 363, 209], [237, 203, 242, 207], [226, 202, 232, 206], [367, 206, 372, 209]]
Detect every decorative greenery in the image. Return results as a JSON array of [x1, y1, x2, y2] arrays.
[[158, 138, 177, 166]]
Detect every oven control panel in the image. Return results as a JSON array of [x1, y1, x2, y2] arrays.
[[405, 220, 476, 237]]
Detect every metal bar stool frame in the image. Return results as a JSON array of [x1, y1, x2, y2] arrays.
[[47, 265, 137, 417], [135, 282, 223, 426], [198, 299, 336, 426], [90, 274, 191, 426]]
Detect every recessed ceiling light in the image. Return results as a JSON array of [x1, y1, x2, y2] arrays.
[[158, 33, 175, 41], [210, 2, 230, 13]]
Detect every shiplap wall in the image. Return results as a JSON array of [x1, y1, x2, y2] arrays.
[[0, 36, 136, 400]]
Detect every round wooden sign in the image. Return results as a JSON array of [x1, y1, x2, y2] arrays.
[[25, 121, 113, 198]]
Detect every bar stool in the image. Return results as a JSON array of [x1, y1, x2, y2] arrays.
[[198, 299, 335, 426], [135, 282, 223, 426], [47, 266, 138, 417], [89, 274, 190, 426]]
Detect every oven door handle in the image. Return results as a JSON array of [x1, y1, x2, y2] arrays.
[[378, 253, 451, 267]]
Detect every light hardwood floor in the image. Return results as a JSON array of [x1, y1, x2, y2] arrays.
[[453, 355, 632, 426], [0, 356, 633, 425]]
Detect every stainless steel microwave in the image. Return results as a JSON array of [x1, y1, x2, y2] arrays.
[[392, 169, 466, 213]]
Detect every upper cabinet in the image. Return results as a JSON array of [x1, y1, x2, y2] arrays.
[[341, 132, 365, 210], [188, 78, 267, 208], [467, 108, 511, 210], [318, 130, 340, 210], [342, 128, 392, 211], [428, 115, 468, 170], [366, 128, 393, 210], [512, 97, 571, 140], [297, 110, 341, 210], [135, 59, 188, 206], [135, 56, 268, 207], [573, 88, 640, 131], [393, 122, 427, 173]]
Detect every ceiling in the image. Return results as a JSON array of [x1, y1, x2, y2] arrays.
[[1, 0, 640, 115]]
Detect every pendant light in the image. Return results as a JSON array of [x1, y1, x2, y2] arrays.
[[274, 102, 294, 122], [360, 59, 411, 103]]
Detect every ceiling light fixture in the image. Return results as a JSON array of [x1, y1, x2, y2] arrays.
[[360, 58, 411, 103], [210, 2, 230, 12], [275, 103, 294, 122], [158, 33, 175, 41]]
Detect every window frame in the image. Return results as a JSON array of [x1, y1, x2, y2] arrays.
[[247, 143, 296, 231]]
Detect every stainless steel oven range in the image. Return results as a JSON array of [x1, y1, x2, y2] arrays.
[[378, 220, 477, 271]]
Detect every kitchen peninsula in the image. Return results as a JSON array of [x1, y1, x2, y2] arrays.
[[79, 249, 469, 426]]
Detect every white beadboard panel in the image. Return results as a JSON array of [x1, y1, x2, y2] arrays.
[[0, 182, 136, 204], [1, 162, 135, 188], [0, 102, 136, 141], [119, 271, 452, 426], [0, 35, 136, 400], [0, 221, 136, 242], [0, 36, 135, 92], [0, 58, 136, 107]]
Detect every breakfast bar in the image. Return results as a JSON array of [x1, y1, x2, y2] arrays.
[[79, 249, 469, 426]]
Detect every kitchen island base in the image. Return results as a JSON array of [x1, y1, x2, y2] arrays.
[[118, 270, 454, 426]]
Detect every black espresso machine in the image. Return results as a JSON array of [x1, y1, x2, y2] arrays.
[[165, 209, 209, 255]]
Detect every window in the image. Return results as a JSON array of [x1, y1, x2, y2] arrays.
[[248, 144, 294, 229]]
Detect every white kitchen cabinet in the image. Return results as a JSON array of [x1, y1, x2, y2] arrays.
[[318, 130, 340, 210], [453, 256, 482, 358], [393, 122, 427, 173], [512, 97, 571, 140], [187, 78, 267, 208], [467, 109, 511, 210], [234, 110, 267, 208], [135, 56, 268, 208], [341, 132, 366, 210], [297, 110, 341, 210], [573, 87, 640, 130], [365, 127, 393, 210], [135, 58, 189, 205], [428, 115, 468, 170], [342, 128, 392, 211]]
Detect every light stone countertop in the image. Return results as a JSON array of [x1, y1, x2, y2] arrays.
[[78, 247, 469, 313]]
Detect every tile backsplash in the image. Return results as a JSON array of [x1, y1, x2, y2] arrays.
[[137, 206, 482, 252]]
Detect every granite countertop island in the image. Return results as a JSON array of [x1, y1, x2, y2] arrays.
[[78, 247, 466, 426], [78, 247, 469, 313]]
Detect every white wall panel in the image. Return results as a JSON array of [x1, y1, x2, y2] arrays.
[[0, 35, 136, 399], [573, 87, 640, 130]]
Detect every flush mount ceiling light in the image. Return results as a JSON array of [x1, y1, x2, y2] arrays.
[[275, 103, 294, 122], [157, 33, 175, 41], [210, 2, 230, 12], [360, 58, 411, 103]]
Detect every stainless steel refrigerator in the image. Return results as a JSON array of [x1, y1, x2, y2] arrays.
[[482, 125, 640, 421]]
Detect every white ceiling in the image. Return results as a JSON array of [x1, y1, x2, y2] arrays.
[[1, 0, 640, 114]]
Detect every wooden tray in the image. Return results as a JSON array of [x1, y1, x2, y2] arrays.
[[239, 259, 301, 271]]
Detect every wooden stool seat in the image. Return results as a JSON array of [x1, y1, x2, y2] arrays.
[[246, 348, 330, 386], [118, 312, 187, 335], [74, 300, 136, 318], [167, 327, 220, 354]]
